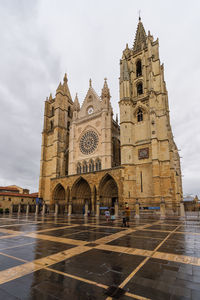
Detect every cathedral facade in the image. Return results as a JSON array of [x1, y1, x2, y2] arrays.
[[39, 19, 182, 215]]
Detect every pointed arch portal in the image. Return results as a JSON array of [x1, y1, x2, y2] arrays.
[[99, 174, 118, 208], [71, 178, 91, 214], [53, 184, 66, 214]]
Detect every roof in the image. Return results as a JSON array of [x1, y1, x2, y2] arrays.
[[0, 186, 19, 192], [0, 192, 38, 198]]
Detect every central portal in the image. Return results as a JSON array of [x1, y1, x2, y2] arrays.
[[71, 178, 91, 214]]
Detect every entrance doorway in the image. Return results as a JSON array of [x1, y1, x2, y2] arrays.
[[53, 184, 66, 213], [71, 178, 91, 214], [99, 174, 118, 214]]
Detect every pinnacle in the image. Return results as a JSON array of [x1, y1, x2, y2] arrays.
[[63, 73, 68, 83], [74, 93, 80, 111], [57, 82, 62, 90], [101, 77, 110, 99], [49, 93, 53, 101]]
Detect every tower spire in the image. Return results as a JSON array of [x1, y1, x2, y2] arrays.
[[133, 18, 147, 52]]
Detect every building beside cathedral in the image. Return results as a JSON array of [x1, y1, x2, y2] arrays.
[[39, 18, 182, 215]]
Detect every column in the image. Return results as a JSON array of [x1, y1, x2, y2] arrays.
[[180, 201, 185, 218], [91, 192, 95, 215], [84, 202, 88, 217], [160, 198, 166, 219], [18, 203, 21, 214], [68, 202, 72, 216], [135, 199, 140, 219], [114, 201, 119, 218], [96, 195, 100, 217], [42, 204, 46, 215], [35, 204, 39, 215], [55, 203, 59, 216], [26, 204, 30, 215]]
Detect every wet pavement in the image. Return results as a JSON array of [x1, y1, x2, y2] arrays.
[[0, 215, 200, 299]]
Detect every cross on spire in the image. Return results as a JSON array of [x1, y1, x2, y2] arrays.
[[138, 9, 141, 21]]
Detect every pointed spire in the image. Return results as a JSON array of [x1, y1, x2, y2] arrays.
[[89, 78, 92, 88], [63, 73, 68, 83], [49, 93, 53, 101], [101, 77, 110, 100], [133, 18, 147, 52], [74, 93, 80, 111], [62, 73, 72, 99]]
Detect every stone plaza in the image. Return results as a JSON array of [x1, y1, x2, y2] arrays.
[[0, 213, 200, 299]]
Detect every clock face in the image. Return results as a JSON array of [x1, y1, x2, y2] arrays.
[[87, 107, 94, 115], [79, 131, 98, 155]]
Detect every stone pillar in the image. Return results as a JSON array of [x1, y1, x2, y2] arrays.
[[35, 204, 39, 215], [10, 204, 13, 214], [135, 199, 140, 219], [42, 204, 46, 216], [84, 202, 88, 217], [18, 203, 21, 214], [68, 202, 72, 216], [180, 201, 185, 218], [160, 199, 166, 219], [26, 204, 30, 215], [55, 203, 59, 216], [96, 196, 100, 217], [114, 201, 119, 218], [91, 193, 95, 215]]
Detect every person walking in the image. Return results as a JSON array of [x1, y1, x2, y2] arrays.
[[105, 209, 110, 222]]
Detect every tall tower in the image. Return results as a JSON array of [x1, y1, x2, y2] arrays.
[[119, 18, 182, 211], [39, 74, 73, 202]]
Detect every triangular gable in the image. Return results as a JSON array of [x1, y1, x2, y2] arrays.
[[78, 86, 102, 118]]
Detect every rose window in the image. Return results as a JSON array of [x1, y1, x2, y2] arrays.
[[79, 131, 98, 155]]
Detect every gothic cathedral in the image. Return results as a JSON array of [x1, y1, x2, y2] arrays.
[[39, 19, 182, 215]]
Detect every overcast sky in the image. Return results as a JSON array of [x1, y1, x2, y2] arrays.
[[0, 0, 199, 196]]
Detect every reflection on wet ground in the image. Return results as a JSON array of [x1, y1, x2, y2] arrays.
[[0, 215, 200, 299]]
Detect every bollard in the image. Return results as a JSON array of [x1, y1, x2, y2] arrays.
[[35, 204, 39, 215], [68, 202, 72, 216], [84, 202, 88, 217], [26, 204, 30, 215], [135, 202, 140, 219], [96, 202, 100, 217]]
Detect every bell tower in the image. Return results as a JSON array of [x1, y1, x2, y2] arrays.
[[119, 18, 182, 211], [39, 74, 73, 203]]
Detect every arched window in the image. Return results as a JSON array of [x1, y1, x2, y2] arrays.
[[68, 106, 71, 117], [91, 160, 94, 171], [137, 109, 143, 122], [50, 120, 54, 131], [137, 83, 143, 95], [136, 60, 142, 77], [96, 159, 101, 171], [67, 121, 70, 131], [51, 107, 54, 116], [89, 160, 94, 172], [83, 162, 87, 173]]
